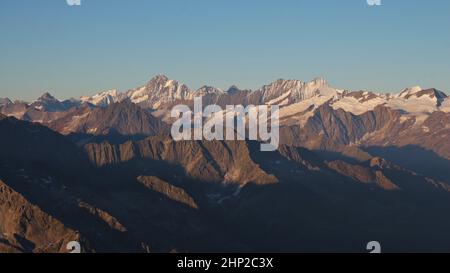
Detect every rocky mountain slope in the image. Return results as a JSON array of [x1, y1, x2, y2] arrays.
[[48, 101, 169, 137], [0, 179, 82, 253], [4, 75, 447, 158], [2, 75, 450, 252], [0, 116, 245, 252]]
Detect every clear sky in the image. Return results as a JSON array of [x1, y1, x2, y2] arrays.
[[0, 0, 449, 101]]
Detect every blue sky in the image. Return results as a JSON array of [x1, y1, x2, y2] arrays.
[[0, 0, 449, 101]]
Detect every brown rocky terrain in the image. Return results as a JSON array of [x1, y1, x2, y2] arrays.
[[48, 101, 168, 137], [2, 115, 450, 252], [2, 76, 450, 252], [137, 176, 198, 209], [0, 179, 81, 253], [84, 136, 278, 185]]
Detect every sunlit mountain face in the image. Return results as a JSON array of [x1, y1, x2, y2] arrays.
[[1, 74, 450, 253]]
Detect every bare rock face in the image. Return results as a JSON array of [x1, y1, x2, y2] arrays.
[[0, 115, 89, 173], [0, 98, 12, 107], [0, 101, 29, 119], [6, 76, 449, 168], [326, 157, 450, 193], [0, 117, 245, 253], [30, 92, 72, 112], [362, 111, 450, 161], [84, 136, 278, 186], [280, 104, 402, 151], [0, 180, 80, 253], [137, 176, 198, 209], [78, 202, 128, 232], [327, 160, 399, 190], [0, 93, 81, 123], [49, 101, 169, 136]]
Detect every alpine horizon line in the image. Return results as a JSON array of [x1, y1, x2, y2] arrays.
[[5, 73, 447, 104]]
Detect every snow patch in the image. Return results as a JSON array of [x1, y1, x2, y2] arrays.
[[266, 91, 291, 105], [331, 96, 386, 115]]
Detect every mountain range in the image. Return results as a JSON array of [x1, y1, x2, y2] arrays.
[[1, 75, 450, 252]]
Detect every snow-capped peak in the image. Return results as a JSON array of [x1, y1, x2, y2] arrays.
[[127, 75, 192, 109], [288, 77, 339, 102], [29, 92, 73, 112], [81, 89, 125, 107], [144, 74, 174, 89], [398, 86, 423, 98], [0, 98, 12, 106], [37, 92, 59, 102], [330, 86, 449, 117], [193, 86, 224, 96]]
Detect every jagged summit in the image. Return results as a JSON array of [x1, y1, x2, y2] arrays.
[[126, 74, 191, 108], [148, 74, 170, 83], [37, 92, 58, 102], [3, 75, 448, 118], [0, 98, 12, 106], [310, 76, 328, 86], [255, 77, 339, 105], [194, 86, 224, 96], [397, 86, 447, 100], [399, 86, 424, 98], [226, 85, 243, 93], [30, 92, 69, 112], [80, 89, 125, 107], [144, 74, 181, 90]]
